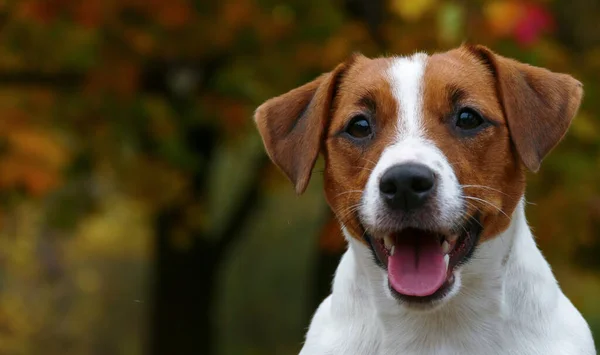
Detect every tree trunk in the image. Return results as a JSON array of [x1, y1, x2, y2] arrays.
[[149, 153, 268, 355], [150, 209, 219, 355]]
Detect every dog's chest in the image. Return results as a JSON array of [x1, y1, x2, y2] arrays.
[[367, 316, 510, 355], [302, 294, 590, 354], [317, 321, 553, 355]]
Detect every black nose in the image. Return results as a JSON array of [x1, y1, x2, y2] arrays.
[[379, 163, 436, 211]]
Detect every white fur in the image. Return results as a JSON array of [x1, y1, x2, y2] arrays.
[[300, 54, 595, 355], [300, 202, 595, 354], [390, 53, 427, 138]]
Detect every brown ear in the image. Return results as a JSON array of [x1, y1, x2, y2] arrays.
[[254, 59, 354, 194], [466, 45, 583, 172]]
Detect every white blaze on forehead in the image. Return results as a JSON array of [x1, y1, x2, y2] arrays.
[[387, 53, 428, 138]]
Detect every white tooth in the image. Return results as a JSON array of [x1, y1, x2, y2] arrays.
[[444, 255, 450, 270], [442, 240, 451, 254], [447, 234, 459, 242], [390, 246, 395, 256], [384, 235, 394, 249]]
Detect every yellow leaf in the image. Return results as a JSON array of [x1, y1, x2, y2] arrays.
[[76, 269, 101, 293], [483, 1, 524, 36], [437, 3, 464, 45], [571, 112, 598, 143], [391, 0, 436, 22]]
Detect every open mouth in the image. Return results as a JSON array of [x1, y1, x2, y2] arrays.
[[364, 215, 482, 303]]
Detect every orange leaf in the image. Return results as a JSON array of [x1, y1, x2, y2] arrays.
[[6, 129, 68, 170], [157, 0, 193, 29], [483, 1, 524, 37], [23, 164, 61, 197], [0, 127, 69, 196], [71, 0, 105, 29], [16, 0, 60, 23]]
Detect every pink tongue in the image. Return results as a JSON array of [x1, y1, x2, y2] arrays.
[[388, 232, 447, 297]]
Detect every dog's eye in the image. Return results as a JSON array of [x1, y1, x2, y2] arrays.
[[346, 115, 372, 139], [456, 108, 484, 131]]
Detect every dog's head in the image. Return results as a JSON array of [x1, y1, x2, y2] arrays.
[[254, 45, 582, 308]]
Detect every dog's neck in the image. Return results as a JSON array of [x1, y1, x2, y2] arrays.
[[333, 199, 558, 346]]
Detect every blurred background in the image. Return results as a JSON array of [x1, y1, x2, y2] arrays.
[[0, 0, 599, 354]]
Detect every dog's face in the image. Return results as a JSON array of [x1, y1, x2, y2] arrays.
[[255, 45, 582, 308]]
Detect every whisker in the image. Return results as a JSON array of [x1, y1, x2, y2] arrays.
[[467, 214, 484, 229], [460, 220, 469, 234], [463, 195, 511, 220], [461, 200, 484, 227], [360, 157, 378, 169], [336, 214, 358, 227], [359, 228, 368, 241], [334, 190, 364, 199], [336, 203, 361, 218], [336, 203, 363, 225], [462, 184, 513, 197]]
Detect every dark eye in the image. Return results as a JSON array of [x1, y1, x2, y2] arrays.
[[345, 115, 372, 138], [456, 108, 484, 130]]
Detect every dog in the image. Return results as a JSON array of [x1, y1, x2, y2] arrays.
[[253, 45, 595, 355]]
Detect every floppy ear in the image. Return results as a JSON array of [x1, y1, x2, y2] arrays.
[[254, 59, 354, 194], [466, 45, 583, 172]]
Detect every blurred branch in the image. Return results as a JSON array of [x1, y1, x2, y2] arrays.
[[0, 11, 9, 33], [0, 72, 83, 88], [0, 53, 227, 94]]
